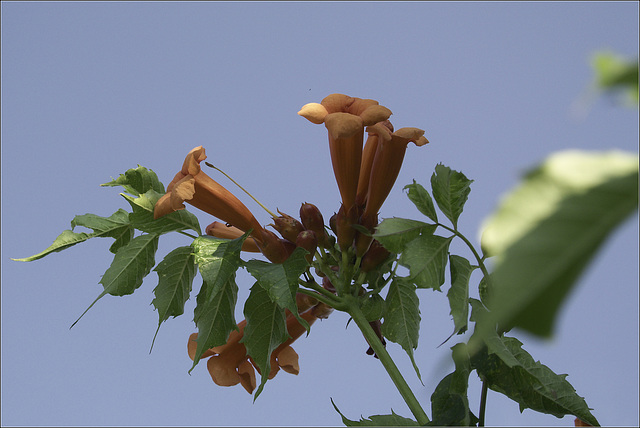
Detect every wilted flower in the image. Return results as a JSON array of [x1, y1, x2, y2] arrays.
[[188, 296, 330, 394], [154, 146, 265, 241]]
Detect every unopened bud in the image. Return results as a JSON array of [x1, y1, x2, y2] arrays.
[[336, 204, 358, 251], [311, 301, 334, 319], [273, 211, 305, 243], [329, 212, 338, 235], [257, 229, 295, 263], [300, 203, 330, 248], [295, 230, 317, 264], [322, 275, 336, 293], [360, 240, 391, 272], [295, 292, 318, 314]]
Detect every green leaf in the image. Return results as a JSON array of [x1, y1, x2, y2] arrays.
[[71, 234, 159, 328], [480, 150, 639, 337], [430, 164, 473, 228], [331, 398, 419, 426], [245, 247, 310, 331], [447, 255, 475, 336], [374, 217, 436, 254], [101, 165, 165, 196], [13, 209, 133, 262], [122, 190, 201, 235], [430, 343, 477, 426], [470, 336, 599, 426], [399, 234, 453, 290], [591, 51, 639, 105], [360, 294, 385, 322], [188, 234, 246, 369], [241, 283, 289, 399], [404, 180, 438, 222], [382, 279, 421, 381], [150, 246, 197, 350]]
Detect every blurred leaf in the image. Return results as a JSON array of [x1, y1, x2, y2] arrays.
[[374, 217, 435, 253], [592, 51, 639, 105], [150, 246, 196, 350], [188, 235, 246, 370], [382, 279, 421, 381], [331, 398, 419, 426], [399, 234, 453, 291], [447, 255, 475, 336], [122, 190, 201, 235], [101, 165, 165, 196], [470, 336, 599, 426], [481, 150, 638, 337], [241, 283, 289, 399], [245, 247, 310, 331], [71, 233, 159, 327], [404, 180, 438, 222], [430, 164, 473, 228], [13, 209, 133, 261], [430, 343, 477, 426]]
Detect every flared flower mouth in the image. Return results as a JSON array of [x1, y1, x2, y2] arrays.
[[188, 295, 332, 394], [154, 146, 265, 241]]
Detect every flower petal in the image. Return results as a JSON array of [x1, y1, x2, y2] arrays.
[[237, 359, 257, 394], [276, 346, 300, 375], [297, 103, 328, 124], [187, 333, 216, 361], [207, 355, 241, 387]]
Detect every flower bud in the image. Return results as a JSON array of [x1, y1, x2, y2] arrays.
[[257, 229, 295, 263], [295, 230, 317, 264], [273, 211, 305, 243], [322, 275, 336, 293], [336, 204, 358, 251], [295, 292, 318, 314], [360, 240, 391, 272], [311, 301, 334, 319], [299, 203, 330, 248]]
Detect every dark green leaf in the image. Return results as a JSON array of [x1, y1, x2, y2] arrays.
[[430, 164, 473, 228], [399, 234, 453, 290], [447, 255, 475, 336], [245, 247, 310, 330], [331, 398, 419, 426], [404, 180, 438, 222], [150, 246, 197, 350], [241, 283, 289, 399], [374, 217, 436, 254], [13, 209, 133, 262], [382, 279, 421, 381], [122, 190, 201, 235], [470, 335, 599, 426], [188, 234, 246, 369], [361, 294, 385, 322], [71, 234, 159, 328], [101, 165, 165, 196], [480, 150, 638, 337], [430, 343, 477, 426]]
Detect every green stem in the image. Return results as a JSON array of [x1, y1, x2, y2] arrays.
[[178, 230, 199, 240], [296, 287, 345, 311], [346, 296, 430, 425], [478, 380, 488, 426], [437, 223, 491, 281]]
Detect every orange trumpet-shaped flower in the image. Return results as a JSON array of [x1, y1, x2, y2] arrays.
[[298, 94, 392, 212], [205, 221, 261, 252], [188, 297, 330, 394], [154, 146, 264, 240]]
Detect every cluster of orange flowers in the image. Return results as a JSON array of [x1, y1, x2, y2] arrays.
[[154, 94, 428, 393]]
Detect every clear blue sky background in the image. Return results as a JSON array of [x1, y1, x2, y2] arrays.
[[2, 2, 638, 426]]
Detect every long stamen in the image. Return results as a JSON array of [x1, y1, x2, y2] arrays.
[[205, 161, 278, 218]]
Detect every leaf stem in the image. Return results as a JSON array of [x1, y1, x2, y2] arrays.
[[437, 223, 491, 282], [177, 230, 199, 240], [478, 380, 488, 426], [346, 296, 430, 425]]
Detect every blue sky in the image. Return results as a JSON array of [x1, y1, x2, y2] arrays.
[[2, 2, 638, 426]]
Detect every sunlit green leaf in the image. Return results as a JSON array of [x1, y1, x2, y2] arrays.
[[71, 233, 159, 327], [404, 180, 438, 222], [430, 164, 473, 228], [480, 150, 639, 337], [374, 218, 435, 254], [241, 283, 289, 399], [331, 398, 419, 426], [101, 165, 165, 196], [245, 247, 310, 330], [470, 335, 599, 426], [122, 190, 201, 235], [13, 209, 133, 262], [592, 51, 639, 105], [399, 234, 453, 290], [150, 246, 196, 350]]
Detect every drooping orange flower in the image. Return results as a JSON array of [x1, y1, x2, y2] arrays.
[[154, 146, 265, 241], [188, 296, 332, 394]]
